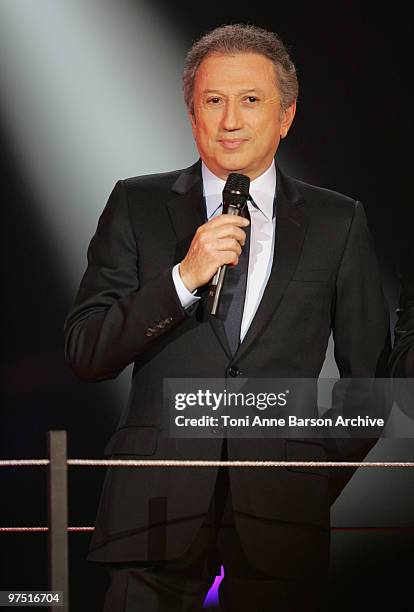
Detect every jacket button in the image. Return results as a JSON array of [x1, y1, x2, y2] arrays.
[[228, 366, 241, 377], [211, 425, 223, 434]]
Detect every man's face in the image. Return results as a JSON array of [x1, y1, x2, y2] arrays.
[[189, 52, 296, 180]]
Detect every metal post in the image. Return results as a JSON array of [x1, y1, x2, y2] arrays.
[[48, 431, 68, 611]]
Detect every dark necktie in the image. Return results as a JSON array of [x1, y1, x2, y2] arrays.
[[219, 203, 251, 356]]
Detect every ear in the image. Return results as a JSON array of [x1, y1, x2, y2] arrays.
[[280, 101, 296, 139]]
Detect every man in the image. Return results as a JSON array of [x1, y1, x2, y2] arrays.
[[64, 24, 390, 611], [390, 254, 414, 417]]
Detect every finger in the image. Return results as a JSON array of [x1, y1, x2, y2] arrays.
[[217, 250, 239, 266], [206, 214, 250, 228], [207, 225, 247, 244], [214, 238, 243, 255]]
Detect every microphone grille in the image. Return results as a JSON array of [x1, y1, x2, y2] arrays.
[[223, 173, 250, 198]]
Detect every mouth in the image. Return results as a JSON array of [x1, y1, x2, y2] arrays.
[[218, 139, 247, 150]]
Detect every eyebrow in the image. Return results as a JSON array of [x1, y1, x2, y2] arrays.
[[201, 88, 264, 96]]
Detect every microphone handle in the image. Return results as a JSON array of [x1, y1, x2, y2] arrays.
[[209, 204, 242, 316]]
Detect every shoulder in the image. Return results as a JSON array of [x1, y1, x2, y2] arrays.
[[290, 175, 357, 211], [279, 169, 361, 233], [96, 164, 197, 229], [122, 167, 184, 192], [106, 161, 201, 221], [120, 161, 199, 199]]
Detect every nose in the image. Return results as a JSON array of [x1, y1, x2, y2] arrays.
[[221, 98, 243, 131]]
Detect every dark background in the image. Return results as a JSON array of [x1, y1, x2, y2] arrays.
[[1, 2, 412, 610]]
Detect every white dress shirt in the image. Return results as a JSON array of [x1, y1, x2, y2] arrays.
[[172, 160, 277, 341]]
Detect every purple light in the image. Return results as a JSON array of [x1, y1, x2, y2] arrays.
[[203, 564, 224, 608]]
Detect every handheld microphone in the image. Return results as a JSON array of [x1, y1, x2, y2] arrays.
[[209, 172, 250, 316]]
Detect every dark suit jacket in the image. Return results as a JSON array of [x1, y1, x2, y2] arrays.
[[64, 160, 390, 581]]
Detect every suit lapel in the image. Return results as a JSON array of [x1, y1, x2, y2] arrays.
[[166, 160, 232, 357], [166, 160, 206, 261], [234, 166, 308, 362], [165, 161, 308, 361]]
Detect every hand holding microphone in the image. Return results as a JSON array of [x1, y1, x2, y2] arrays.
[[208, 173, 251, 314], [179, 174, 251, 308]]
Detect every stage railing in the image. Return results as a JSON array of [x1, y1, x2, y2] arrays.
[[1, 430, 414, 611]]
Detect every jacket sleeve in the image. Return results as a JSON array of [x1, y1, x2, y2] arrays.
[[332, 201, 390, 378], [64, 180, 189, 382], [327, 201, 391, 503]]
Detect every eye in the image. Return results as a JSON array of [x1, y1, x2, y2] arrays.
[[206, 96, 222, 104], [245, 96, 258, 103]]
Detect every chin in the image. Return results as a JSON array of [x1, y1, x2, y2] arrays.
[[216, 156, 250, 174]]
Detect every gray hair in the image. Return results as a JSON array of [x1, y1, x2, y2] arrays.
[[183, 24, 298, 115]]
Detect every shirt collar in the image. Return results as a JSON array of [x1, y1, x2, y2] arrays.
[[201, 160, 276, 221]]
